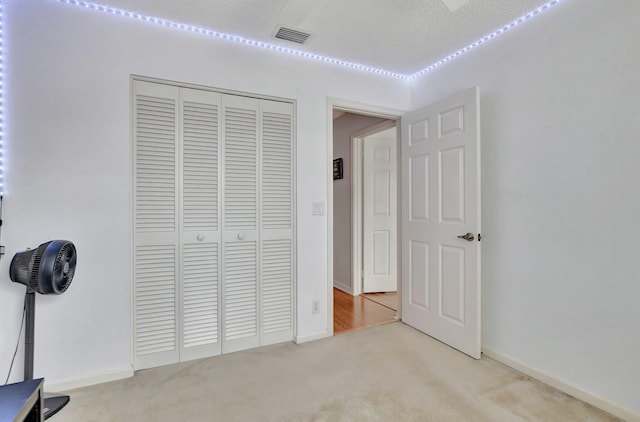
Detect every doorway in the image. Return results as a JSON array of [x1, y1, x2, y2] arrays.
[[328, 88, 481, 356], [331, 108, 400, 334]]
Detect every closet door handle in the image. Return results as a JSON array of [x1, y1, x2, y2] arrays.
[[237, 234, 245, 240], [196, 234, 205, 241]]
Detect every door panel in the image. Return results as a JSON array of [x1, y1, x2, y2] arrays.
[[440, 147, 465, 223], [409, 240, 430, 310], [181, 243, 219, 351], [179, 88, 222, 361], [260, 100, 294, 346], [223, 239, 258, 351], [439, 245, 464, 324], [222, 94, 260, 353], [401, 86, 481, 359], [363, 131, 397, 293], [410, 154, 430, 221], [133, 81, 180, 370]]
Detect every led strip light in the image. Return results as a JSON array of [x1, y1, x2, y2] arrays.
[[409, 0, 565, 79], [0, 0, 3, 194], [56, 0, 406, 79], [57, 0, 563, 80], [56, 0, 565, 81]]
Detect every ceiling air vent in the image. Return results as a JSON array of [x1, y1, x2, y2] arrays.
[[274, 26, 311, 45]]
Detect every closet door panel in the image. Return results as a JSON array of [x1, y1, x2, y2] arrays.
[[222, 94, 260, 353], [222, 240, 258, 353], [261, 238, 293, 344], [260, 100, 294, 345], [180, 88, 222, 360], [133, 81, 180, 370]]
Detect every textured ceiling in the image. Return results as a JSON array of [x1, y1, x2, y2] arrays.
[[87, 0, 558, 75]]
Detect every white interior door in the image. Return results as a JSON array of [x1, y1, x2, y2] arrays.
[[363, 129, 397, 293], [401, 86, 481, 359]]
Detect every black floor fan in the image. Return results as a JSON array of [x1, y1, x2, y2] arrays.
[[9, 240, 77, 420]]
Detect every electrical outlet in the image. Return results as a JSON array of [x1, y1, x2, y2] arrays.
[[312, 299, 320, 314]]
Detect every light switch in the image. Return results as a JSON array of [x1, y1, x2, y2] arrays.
[[312, 202, 325, 216]]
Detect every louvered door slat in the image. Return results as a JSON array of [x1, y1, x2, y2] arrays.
[[135, 244, 177, 355], [182, 243, 218, 348], [135, 93, 177, 233], [261, 239, 292, 334], [183, 99, 219, 231], [223, 241, 258, 347], [224, 104, 257, 230], [262, 110, 292, 229]]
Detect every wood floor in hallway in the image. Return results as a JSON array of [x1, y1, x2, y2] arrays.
[[333, 288, 397, 334]]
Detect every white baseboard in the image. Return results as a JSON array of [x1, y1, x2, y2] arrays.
[[295, 330, 331, 344], [482, 348, 639, 422], [333, 280, 352, 295], [45, 367, 134, 392]]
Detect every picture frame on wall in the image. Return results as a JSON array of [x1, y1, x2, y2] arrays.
[[333, 158, 343, 180]]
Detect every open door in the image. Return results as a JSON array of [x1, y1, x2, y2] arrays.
[[362, 128, 398, 293], [401, 87, 481, 359]]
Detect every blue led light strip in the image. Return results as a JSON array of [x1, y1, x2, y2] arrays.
[[0, 0, 4, 194], [56, 0, 407, 79], [56, 0, 564, 82], [409, 0, 565, 79]]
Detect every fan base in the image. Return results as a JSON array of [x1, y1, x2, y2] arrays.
[[43, 394, 70, 420]]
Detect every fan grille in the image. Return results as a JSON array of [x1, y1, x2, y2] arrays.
[[51, 243, 76, 293], [9, 248, 37, 287], [30, 243, 48, 291], [9, 240, 77, 295]]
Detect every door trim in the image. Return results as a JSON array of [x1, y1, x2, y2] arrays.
[[350, 120, 397, 297], [327, 97, 404, 335]]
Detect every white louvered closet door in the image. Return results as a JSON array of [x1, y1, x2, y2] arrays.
[[179, 88, 222, 361], [260, 100, 294, 346], [221, 94, 261, 353], [133, 81, 180, 370], [134, 80, 295, 369]]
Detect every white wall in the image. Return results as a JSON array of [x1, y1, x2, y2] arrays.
[[410, 0, 640, 414], [0, 0, 410, 385], [332, 114, 387, 292]]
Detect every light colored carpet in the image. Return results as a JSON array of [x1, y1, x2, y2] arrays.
[[55, 323, 619, 421]]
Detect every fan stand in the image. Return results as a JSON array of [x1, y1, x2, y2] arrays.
[[24, 288, 70, 420]]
